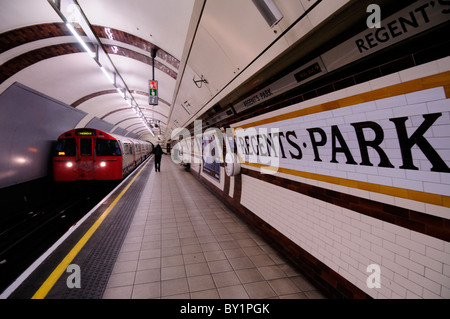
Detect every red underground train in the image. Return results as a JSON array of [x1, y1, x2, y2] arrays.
[[53, 128, 153, 182]]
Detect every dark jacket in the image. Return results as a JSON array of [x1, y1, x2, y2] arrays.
[[153, 144, 163, 160]]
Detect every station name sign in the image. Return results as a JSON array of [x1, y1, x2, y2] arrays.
[[233, 85, 450, 197], [236, 112, 450, 174], [238, 63, 323, 110], [233, 58, 326, 114], [322, 0, 450, 71]]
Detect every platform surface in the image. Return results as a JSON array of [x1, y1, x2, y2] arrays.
[[7, 155, 326, 299]]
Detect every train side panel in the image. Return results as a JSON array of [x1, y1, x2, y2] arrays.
[[114, 137, 135, 177]]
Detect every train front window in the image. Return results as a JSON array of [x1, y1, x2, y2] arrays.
[[55, 138, 76, 156], [80, 139, 92, 156], [96, 139, 121, 156]]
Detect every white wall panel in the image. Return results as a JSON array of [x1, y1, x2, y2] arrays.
[[0, 83, 87, 188], [240, 174, 450, 298]]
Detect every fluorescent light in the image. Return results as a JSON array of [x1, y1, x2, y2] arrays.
[[66, 22, 96, 58], [57, 9, 154, 136], [116, 87, 125, 98], [100, 66, 115, 84], [252, 0, 283, 27]]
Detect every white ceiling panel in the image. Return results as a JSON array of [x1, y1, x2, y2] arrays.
[[188, 24, 237, 94], [1, 0, 354, 142], [77, 0, 195, 58], [200, 0, 281, 69], [2, 53, 110, 105], [76, 94, 125, 116]]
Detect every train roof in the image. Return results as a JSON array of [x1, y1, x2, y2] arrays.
[[57, 128, 151, 144]]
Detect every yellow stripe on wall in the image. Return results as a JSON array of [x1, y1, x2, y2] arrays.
[[244, 162, 450, 208], [234, 71, 450, 208], [235, 71, 450, 129]]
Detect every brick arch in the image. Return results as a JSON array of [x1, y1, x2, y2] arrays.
[[92, 25, 180, 69], [0, 23, 179, 85], [0, 43, 177, 85], [71, 89, 170, 109], [0, 43, 83, 84], [0, 22, 179, 68], [0, 23, 70, 54], [103, 44, 177, 79], [134, 128, 151, 136], [124, 122, 143, 131], [102, 108, 168, 124]]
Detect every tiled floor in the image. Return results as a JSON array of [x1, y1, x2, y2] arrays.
[[102, 157, 326, 299]]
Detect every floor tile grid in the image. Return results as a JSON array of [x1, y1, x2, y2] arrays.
[[102, 158, 326, 299]]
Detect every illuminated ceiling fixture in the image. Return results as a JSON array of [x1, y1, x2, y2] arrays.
[[100, 66, 115, 84], [251, 0, 283, 28], [48, 0, 154, 136], [65, 23, 96, 58]]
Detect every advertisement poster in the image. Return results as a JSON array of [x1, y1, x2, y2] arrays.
[[202, 133, 221, 180]]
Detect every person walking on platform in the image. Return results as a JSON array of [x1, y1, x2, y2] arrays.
[[153, 143, 164, 172]]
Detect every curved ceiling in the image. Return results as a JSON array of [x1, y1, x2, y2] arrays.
[[1, 0, 356, 143], [0, 0, 196, 142]]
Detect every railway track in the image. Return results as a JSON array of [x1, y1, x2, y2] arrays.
[[0, 180, 118, 294]]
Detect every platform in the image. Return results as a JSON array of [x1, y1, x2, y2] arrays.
[[5, 155, 326, 299]]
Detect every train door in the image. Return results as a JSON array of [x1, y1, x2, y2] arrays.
[[131, 141, 137, 167], [78, 137, 94, 179]]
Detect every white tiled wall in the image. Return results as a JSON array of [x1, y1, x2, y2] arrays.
[[240, 174, 450, 298], [234, 58, 450, 298], [235, 57, 450, 126], [236, 86, 450, 196]]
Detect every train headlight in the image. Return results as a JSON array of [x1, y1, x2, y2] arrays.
[[100, 161, 106, 167], [66, 162, 73, 168]]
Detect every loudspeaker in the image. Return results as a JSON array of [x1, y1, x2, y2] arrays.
[[252, 0, 283, 27]]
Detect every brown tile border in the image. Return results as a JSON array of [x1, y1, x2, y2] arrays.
[[0, 23, 69, 54], [101, 108, 168, 125], [71, 90, 171, 109], [1, 23, 179, 69], [242, 168, 450, 242], [91, 25, 180, 69], [71, 89, 117, 107], [0, 43, 176, 86], [0, 43, 83, 84], [189, 159, 450, 298], [189, 167, 371, 299], [103, 44, 177, 79]]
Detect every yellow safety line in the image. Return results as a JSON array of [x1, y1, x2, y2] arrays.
[[32, 157, 152, 299]]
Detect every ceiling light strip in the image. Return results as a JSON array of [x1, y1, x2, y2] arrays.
[[65, 22, 96, 57], [48, 0, 154, 136]]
